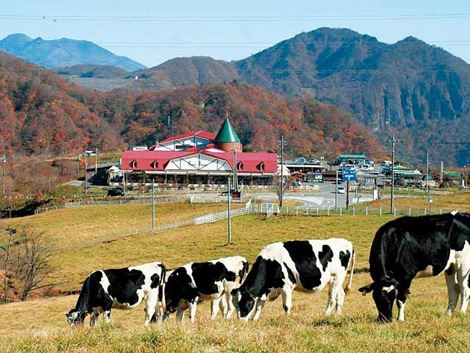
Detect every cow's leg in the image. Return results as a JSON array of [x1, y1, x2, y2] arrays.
[[176, 307, 185, 322], [396, 281, 411, 322], [457, 264, 470, 313], [445, 266, 459, 316], [89, 308, 101, 327], [103, 310, 112, 324], [225, 291, 235, 319], [144, 292, 159, 325], [252, 299, 265, 321], [281, 287, 293, 315], [335, 286, 346, 315], [325, 279, 337, 316], [219, 295, 228, 318], [210, 297, 222, 320], [188, 297, 199, 323]]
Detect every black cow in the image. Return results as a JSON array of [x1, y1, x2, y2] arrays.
[[164, 256, 249, 322], [232, 238, 355, 320], [66, 261, 166, 326], [359, 212, 470, 322]]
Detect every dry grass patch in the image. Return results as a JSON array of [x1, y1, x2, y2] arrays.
[[0, 274, 469, 352]]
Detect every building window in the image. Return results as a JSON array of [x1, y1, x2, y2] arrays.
[[130, 160, 138, 168], [237, 162, 244, 170], [257, 162, 265, 171], [150, 160, 159, 169]]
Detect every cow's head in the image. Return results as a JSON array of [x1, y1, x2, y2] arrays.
[[66, 309, 86, 326], [359, 279, 399, 323], [231, 288, 257, 320]]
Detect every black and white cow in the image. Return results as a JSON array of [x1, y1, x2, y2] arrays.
[[359, 212, 470, 323], [232, 238, 355, 320], [66, 261, 166, 326], [164, 255, 249, 322]]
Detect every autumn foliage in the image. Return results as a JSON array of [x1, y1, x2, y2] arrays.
[[0, 52, 384, 162]]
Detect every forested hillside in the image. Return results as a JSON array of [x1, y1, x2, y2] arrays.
[[0, 51, 384, 161]]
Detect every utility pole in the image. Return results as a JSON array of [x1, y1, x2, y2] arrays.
[[2, 154, 6, 197], [335, 169, 339, 209], [233, 148, 238, 192], [151, 177, 156, 234], [390, 135, 398, 213], [84, 153, 88, 197], [227, 177, 232, 244], [426, 148, 430, 195], [278, 135, 287, 209], [95, 148, 99, 174]]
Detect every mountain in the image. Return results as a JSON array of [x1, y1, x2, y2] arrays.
[[0, 51, 384, 163], [130, 56, 239, 90], [0, 33, 145, 71], [121, 28, 470, 166]]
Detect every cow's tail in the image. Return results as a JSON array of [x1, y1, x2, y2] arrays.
[[344, 247, 356, 295], [159, 264, 166, 287], [240, 260, 250, 283]]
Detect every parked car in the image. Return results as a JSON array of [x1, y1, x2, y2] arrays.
[[107, 187, 124, 197], [420, 176, 437, 189], [337, 186, 346, 194]]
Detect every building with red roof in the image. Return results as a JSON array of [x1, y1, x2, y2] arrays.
[[118, 118, 278, 188]]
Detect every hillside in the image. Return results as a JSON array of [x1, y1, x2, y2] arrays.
[[0, 52, 122, 157], [0, 51, 384, 162], [104, 82, 385, 159], [126, 28, 470, 166], [0, 33, 145, 71]]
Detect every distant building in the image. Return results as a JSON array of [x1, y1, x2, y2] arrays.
[[335, 154, 367, 165], [119, 118, 277, 188]]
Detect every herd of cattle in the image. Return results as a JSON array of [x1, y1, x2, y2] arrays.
[[66, 211, 470, 326]]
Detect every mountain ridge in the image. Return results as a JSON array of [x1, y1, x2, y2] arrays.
[[0, 33, 145, 71]]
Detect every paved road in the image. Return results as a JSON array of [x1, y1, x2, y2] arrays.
[[251, 183, 373, 208]]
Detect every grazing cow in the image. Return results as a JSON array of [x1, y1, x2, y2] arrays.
[[66, 261, 166, 326], [164, 256, 249, 322], [232, 238, 355, 321], [359, 212, 470, 323]]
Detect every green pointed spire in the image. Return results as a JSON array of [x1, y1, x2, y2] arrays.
[[214, 118, 240, 143]]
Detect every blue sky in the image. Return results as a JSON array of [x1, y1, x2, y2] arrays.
[[1, 0, 470, 67]]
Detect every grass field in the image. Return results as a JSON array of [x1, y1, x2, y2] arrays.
[[0, 192, 469, 352]]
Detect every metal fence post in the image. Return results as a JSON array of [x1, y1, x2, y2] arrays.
[[365, 207, 368, 216], [379, 208, 382, 216]]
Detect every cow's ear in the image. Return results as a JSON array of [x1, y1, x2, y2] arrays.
[[358, 283, 375, 295]]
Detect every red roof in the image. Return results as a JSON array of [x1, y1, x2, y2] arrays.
[[159, 131, 216, 144], [121, 149, 277, 174]]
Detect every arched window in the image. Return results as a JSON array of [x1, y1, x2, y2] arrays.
[[257, 162, 265, 171], [237, 162, 244, 170], [150, 160, 159, 169], [130, 160, 138, 168]]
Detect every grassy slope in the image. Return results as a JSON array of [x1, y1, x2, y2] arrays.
[[0, 192, 469, 352]]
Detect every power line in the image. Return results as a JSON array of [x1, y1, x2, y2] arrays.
[[1, 13, 470, 22]]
